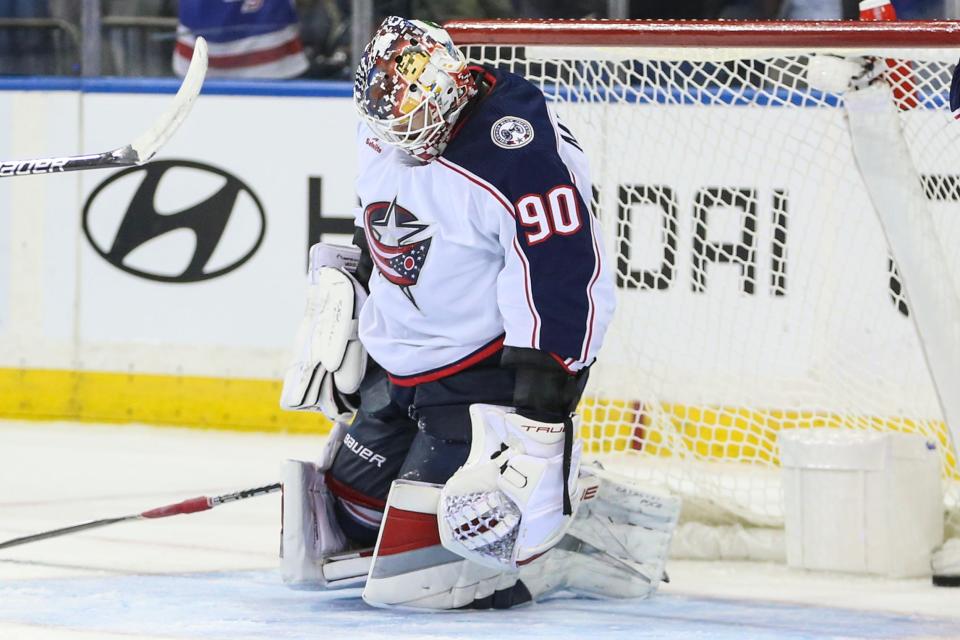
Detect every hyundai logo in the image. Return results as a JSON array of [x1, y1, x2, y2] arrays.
[[82, 160, 266, 283]]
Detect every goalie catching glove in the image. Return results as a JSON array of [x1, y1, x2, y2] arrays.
[[438, 403, 583, 570], [280, 243, 367, 421]]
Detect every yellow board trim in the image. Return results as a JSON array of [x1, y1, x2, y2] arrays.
[[0, 367, 332, 434], [2, 368, 955, 481], [580, 397, 959, 479]]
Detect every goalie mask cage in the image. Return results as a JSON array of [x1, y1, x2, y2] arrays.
[[447, 19, 960, 551]]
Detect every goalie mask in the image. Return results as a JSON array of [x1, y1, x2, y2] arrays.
[[354, 16, 477, 162]]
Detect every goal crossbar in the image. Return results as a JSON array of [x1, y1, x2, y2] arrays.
[[445, 19, 960, 48]]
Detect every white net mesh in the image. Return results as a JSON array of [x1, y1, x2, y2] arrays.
[[462, 40, 960, 538]]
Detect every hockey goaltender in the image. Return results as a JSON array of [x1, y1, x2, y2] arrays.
[[278, 16, 681, 610]]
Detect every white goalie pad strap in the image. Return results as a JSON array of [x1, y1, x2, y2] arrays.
[[308, 242, 361, 278], [319, 547, 374, 590], [362, 480, 517, 610], [280, 422, 351, 588], [280, 265, 368, 420], [519, 467, 681, 601], [438, 404, 583, 571]]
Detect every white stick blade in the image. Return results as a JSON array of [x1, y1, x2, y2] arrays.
[[130, 36, 208, 163]]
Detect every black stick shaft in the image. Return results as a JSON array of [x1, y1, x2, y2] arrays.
[[0, 482, 281, 551], [0, 516, 136, 550], [0, 37, 207, 179], [0, 151, 135, 178], [210, 483, 282, 506]]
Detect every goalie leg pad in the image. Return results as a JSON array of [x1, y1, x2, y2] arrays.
[[519, 467, 681, 600], [362, 479, 524, 610], [280, 421, 352, 588]]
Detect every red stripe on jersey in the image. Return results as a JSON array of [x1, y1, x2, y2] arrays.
[[550, 352, 576, 374], [377, 507, 442, 556], [325, 472, 386, 510], [388, 335, 505, 387], [512, 237, 541, 347], [436, 157, 514, 217], [176, 38, 304, 69], [580, 212, 603, 364], [341, 501, 382, 528]]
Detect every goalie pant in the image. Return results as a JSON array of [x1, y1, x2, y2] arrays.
[[324, 352, 522, 547]]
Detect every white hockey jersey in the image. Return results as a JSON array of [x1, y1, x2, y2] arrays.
[[355, 66, 616, 385]]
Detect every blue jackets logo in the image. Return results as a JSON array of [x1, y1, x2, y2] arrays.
[[82, 160, 266, 283], [363, 197, 432, 309]]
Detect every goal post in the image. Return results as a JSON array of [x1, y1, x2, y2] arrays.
[[446, 19, 960, 550]]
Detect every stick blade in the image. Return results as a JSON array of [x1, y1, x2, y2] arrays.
[[129, 36, 208, 164]]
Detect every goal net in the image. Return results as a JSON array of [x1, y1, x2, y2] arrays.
[[449, 20, 960, 554]]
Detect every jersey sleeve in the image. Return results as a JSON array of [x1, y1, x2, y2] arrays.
[[494, 150, 614, 372], [440, 73, 615, 372]]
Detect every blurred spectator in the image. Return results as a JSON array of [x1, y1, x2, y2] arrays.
[[514, 1, 605, 18], [48, 0, 175, 76], [895, 0, 945, 18], [298, 0, 351, 78], [721, 0, 786, 16], [781, 0, 846, 17], [175, 0, 309, 79], [410, 0, 516, 21], [628, 0, 784, 18], [629, 0, 716, 18], [781, 0, 944, 19], [104, 0, 175, 76], [0, 0, 58, 75]]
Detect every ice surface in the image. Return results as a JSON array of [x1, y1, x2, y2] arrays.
[[1, 420, 957, 640], [3, 571, 960, 640]]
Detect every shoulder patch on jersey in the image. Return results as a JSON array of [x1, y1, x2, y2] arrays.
[[491, 116, 535, 149]]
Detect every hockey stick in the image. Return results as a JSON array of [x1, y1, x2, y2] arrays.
[[0, 482, 280, 551], [0, 36, 208, 178]]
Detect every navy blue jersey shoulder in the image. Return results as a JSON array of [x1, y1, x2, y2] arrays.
[[442, 67, 600, 366], [442, 67, 570, 200]]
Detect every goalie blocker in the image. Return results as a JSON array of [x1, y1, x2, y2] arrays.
[[280, 243, 368, 421]]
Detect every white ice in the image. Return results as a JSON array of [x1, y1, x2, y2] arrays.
[[1, 420, 957, 640]]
